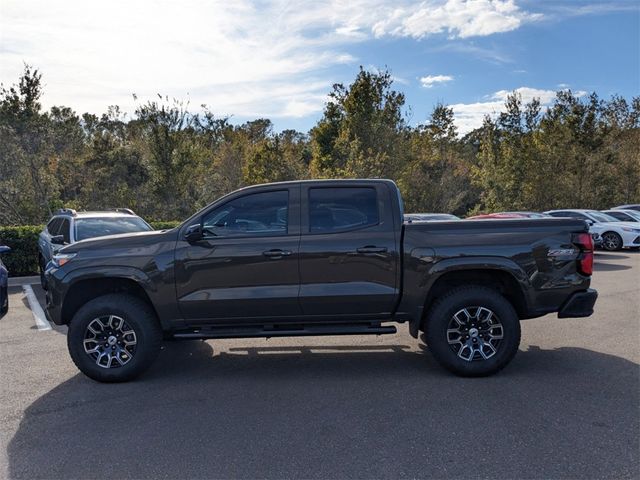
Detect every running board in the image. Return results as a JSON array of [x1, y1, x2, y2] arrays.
[[172, 324, 397, 340]]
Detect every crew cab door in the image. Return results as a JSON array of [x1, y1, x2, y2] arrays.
[[174, 186, 302, 322], [298, 183, 400, 318]]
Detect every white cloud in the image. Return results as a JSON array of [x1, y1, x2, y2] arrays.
[[0, 0, 540, 121], [420, 74, 454, 88], [373, 0, 542, 39], [450, 87, 587, 134]]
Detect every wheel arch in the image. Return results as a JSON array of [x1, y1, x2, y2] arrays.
[[61, 276, 165, 329], [419, 267, 528, 332]]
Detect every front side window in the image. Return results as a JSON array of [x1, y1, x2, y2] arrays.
[[202, 190, 289, 238], [588, 212, 617, 223], [74, 217, 152, 242], [309, 187, 379, 233], [59, 219, 71, 243], [607, 211, 630, 222]]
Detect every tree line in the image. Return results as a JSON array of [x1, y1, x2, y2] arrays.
[[1, 65, 638, 226]]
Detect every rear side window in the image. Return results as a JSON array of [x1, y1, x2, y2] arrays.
[[202, 190, 289, 238], [309, 187, 379, 233]]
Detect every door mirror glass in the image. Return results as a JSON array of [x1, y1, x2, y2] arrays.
[[184, 224, 203, 242]]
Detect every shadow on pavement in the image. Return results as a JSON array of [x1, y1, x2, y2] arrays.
[[594, 252, 631, 261], [8, 342, 639, 479], [593, 262, 632, 272]]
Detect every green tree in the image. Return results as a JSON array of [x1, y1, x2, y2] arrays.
[[310, 67, 408, 178]]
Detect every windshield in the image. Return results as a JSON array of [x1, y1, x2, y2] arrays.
[[588, 212, 618, 223], [75, 217, 152, 241]]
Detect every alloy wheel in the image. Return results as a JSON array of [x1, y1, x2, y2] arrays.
[[602, 233, 621, 251], [83, 315, 137, 368], [446, 306, 504, 362]]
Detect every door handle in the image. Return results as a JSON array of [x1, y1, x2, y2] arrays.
[[356, 246, 388, 254], [262, 249, 292, 258]]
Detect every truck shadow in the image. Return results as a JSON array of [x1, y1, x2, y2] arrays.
[[7, 342, 639, 479], [593, 262, 632, 271]]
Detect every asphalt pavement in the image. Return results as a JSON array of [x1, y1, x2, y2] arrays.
[[0, 251, 638, 479]]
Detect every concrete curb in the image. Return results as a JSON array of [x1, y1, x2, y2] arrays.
[[8, 276, 40, 287]]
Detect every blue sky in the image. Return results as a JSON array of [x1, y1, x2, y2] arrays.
[[1, 0, 638, 134]]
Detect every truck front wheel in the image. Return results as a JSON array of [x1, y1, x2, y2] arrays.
[[67, 294, 162, 382], [424, 286, 521, 376]]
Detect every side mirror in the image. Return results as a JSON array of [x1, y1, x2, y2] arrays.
[[586, 220, 595, 226], [0, 246, 10, 254], [51, 235, 66, 245], [184, 224, 203, 243]]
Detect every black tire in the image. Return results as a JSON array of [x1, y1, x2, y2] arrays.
[[39, 257, 48, 290], [601, 231, 623, 251], [424, 286, 520, 377], [67, 294, 162, 383]]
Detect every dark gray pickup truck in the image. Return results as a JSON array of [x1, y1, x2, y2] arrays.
[[45, 179, 597, 382]]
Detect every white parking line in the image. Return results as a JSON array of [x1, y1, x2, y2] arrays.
[[22, 285, 52, 331]]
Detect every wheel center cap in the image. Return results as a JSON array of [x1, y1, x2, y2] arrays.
[[469, 328, 479, 338], [107, 335, 117, 346]]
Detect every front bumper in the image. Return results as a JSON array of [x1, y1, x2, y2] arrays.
[[558, 289, 598, 318], [44, 268, 65, 325]]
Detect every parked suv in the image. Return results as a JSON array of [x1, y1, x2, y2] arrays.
[[38, 209, 152, 288]]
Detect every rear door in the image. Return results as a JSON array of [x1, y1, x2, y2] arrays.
[[298, 183, 399, 318]]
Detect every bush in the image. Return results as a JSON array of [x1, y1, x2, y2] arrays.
[[0, 221, 182, 277], [0, 225, 42, 276]]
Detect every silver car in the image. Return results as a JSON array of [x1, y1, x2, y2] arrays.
[[38, 209, 152, 288]]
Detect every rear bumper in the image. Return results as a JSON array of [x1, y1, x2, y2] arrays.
[[558, 289, 598, 318]]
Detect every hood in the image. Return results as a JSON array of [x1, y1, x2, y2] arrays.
[[60, 229, 176, 254], [589, 221, 640, 232]]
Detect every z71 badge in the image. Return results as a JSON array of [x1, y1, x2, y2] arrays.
[[548, 248, 577, 257]]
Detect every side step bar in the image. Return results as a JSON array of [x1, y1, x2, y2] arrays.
[[172, 324, 397, 340]]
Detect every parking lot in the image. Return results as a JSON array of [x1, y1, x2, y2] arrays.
[[0, 251, 638, 479]]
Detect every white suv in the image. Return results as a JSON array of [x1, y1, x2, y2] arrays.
[[38, 209, 153, 288]]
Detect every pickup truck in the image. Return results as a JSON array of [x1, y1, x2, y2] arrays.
[[45, 179, 598, 382]]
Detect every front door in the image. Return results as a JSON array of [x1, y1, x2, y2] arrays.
[[174, 186, 301, 323]]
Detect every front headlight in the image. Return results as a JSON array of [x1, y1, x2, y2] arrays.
[[52, 253, 76, 268]]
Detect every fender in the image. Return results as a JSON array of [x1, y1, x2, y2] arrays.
[[58, 266, 179, 329], [405, 256, 532, 338]]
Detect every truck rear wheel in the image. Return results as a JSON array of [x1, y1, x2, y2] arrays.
[[424, 286, 520, 376], [67, 294, 162, 383]]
